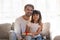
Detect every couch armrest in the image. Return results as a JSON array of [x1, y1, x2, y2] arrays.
[[41, 31, 50, 40]]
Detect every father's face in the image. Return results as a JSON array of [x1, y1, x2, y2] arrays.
[[24, 6, 34, 17]]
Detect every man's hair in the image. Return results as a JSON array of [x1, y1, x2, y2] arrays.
[[24, 4, 34, 9]]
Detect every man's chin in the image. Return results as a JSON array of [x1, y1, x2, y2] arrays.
[[26, 14, 31, 17], [27, 15, 31, 17]]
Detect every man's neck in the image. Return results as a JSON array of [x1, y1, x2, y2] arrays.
[[22, 15, 30, 21]]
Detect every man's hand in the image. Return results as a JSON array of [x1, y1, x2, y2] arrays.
[[18, 38, 24, 40], [22, 32, 26, 35], [17, 35, 22, 40], [20, 39, 23, 40], [31, 33, 35, 37]]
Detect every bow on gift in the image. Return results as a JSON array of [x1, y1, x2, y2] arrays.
[[25, 32, 28, 35]]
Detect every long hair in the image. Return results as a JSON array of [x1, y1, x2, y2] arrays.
[[31, 10, 42, 25]]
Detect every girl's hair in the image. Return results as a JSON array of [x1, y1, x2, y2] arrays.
[[31, 10, 42, 25]]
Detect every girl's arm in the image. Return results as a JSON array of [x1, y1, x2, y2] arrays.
[[33, 23, 43, 35]]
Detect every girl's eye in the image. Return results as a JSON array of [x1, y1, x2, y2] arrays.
[[36, 14, 39, 16], [35, 14, 39, 16]]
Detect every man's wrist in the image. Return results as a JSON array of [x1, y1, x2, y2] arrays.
[[17, 35, 22, 40]]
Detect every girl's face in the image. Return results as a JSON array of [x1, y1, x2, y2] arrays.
[[33, 14, 39, 22]]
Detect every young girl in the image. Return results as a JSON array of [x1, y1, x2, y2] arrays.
[[22, 10, 43, 40]]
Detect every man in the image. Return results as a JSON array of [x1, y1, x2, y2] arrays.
[[10, 4, 34, 40]]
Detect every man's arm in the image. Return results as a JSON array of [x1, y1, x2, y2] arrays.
[[14, 19, 22, 40]]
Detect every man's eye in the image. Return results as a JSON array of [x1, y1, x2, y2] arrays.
[[27, 9, 29, 10]]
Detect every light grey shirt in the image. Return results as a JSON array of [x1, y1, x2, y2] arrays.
[[14, 16, 29, 39]]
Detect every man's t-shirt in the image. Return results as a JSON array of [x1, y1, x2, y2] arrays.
[[14, 16, 29, 38]]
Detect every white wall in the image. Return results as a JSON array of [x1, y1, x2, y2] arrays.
[[49, 0, 60, 40], [0, 0, 24, 23], [0, 0, 48, 24]]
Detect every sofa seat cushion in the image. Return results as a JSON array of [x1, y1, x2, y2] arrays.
[[0, 39, 8, 40], [0, 23, 11, 39]]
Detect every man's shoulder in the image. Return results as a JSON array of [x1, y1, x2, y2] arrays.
[[15, 16, 23, 21], [17, 16, 22, 19]]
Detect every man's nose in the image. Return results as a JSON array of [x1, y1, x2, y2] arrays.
[[29, 11, 33, 13]]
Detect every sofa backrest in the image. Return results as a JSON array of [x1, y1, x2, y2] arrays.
[[41, 22, 50, 35], [0, 23, 11, 39]]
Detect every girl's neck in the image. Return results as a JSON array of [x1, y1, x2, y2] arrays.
[[34, 20, 38, 23]]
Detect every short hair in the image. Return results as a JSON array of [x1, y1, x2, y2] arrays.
[[24, 4, 34, 9]]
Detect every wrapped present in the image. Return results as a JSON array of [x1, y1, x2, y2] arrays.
[[22, 32, 32, 36]]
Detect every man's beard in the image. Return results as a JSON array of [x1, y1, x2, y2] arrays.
[[25, 13, 32, 17]]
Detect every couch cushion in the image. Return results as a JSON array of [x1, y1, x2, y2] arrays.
[[0, 39, 8, 40], [11, 22, 14, 30], [41, 22, 50, 35], [0, 23, 11, 39]]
